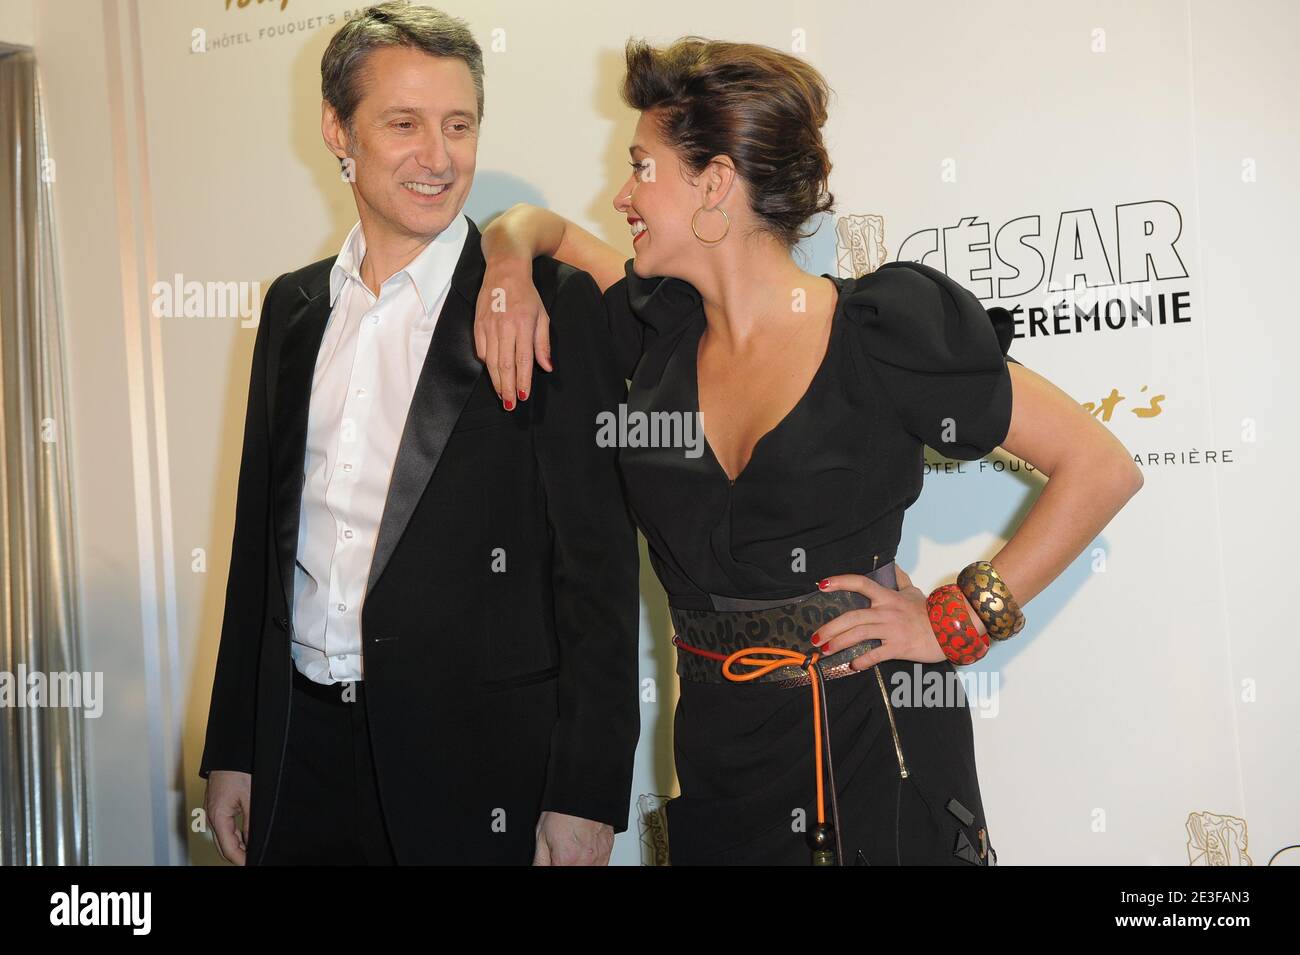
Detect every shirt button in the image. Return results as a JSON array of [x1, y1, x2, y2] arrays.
[[336, 602, 346, 612], [341, 462, 353, 471], [355, 388, 366, 398], [342, 529, 354, 540], [370, 315, 380, 325]]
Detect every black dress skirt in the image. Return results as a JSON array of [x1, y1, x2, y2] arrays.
[[599, 258, 1020, 865]]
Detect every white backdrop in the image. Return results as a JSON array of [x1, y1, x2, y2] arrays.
[[12, 0, 1297, 865]]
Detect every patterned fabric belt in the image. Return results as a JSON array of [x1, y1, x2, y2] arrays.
[[670, 561, 898, 688]]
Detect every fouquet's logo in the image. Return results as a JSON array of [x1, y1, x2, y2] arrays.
[[224, 0, 290, 11], [836, 200, 1195, 343], [1186, 811, 1251, 866], [835, 214, 889, 278]]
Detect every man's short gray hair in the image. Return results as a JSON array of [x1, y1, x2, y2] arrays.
[[321, 2, 484, 142]]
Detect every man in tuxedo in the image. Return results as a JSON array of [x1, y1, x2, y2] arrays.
[[199, 3, 639, 865]]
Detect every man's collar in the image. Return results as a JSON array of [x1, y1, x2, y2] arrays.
[[328, 213, 471, 314]]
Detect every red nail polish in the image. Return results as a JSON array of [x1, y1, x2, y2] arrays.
[[504, 399, 514, 411], [810, 634, 821, 645], [817, 579, 828, 590], [518, 389, 527, 400]]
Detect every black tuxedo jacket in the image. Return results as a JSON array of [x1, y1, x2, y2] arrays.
[[199, 216, 641, 864]]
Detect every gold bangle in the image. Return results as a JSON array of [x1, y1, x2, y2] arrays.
[[956, 559, 1025, 641]]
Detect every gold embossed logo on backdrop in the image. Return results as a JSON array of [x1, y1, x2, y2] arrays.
[[1186, 811, 1251, 865], [224, 0, 291, 12], [835, 214, 888, 279], [637, 794, 672, 866]]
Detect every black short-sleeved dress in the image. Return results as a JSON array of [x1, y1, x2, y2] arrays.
[[600, 258, 1020, 865]]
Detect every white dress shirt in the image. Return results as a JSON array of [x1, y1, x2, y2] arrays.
[[290, 213, 469, 685]]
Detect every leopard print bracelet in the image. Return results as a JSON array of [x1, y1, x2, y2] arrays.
[[956, 559, 1025, 641], [927, 584, 990, 666]]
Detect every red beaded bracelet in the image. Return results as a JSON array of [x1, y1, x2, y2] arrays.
[[927, 584, 990, 666]]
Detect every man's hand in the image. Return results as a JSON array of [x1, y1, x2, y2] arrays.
[[205, 770, 252, 865], [532, 810, 614, 866]]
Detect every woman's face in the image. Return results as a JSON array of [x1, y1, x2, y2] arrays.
[[613, 110, 716, 278]]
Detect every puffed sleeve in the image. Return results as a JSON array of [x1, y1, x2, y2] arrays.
[[601, 258, 703, 380], [842, 260, 1019, 460]]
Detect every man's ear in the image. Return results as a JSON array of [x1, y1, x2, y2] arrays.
[[322, 102, 357, 181], [321, 100, 348, 163]]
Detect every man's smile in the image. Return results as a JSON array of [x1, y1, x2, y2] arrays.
[[401, 180, 450, 199]]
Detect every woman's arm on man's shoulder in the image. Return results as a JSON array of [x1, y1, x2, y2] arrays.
[[475, 204, 626, 405], [484, 202, 625, 290]]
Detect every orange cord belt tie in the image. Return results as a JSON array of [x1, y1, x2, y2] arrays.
[[668, 565, 899, 866], [673, 638, 845, 866]]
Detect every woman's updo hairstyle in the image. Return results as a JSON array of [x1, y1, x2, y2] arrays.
[[621, 36, 835, 248]]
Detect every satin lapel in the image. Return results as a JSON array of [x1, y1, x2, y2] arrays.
[[271, 266, 332, 621], [365, 217, 486, 595]]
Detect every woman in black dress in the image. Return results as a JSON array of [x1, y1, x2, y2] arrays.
[[475, 38, 1143, 864]]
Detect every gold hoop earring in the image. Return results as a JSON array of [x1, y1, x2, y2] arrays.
[[691, 205, 729, 245]]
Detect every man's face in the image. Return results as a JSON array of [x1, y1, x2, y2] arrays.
[[326, 45, 479, 242]]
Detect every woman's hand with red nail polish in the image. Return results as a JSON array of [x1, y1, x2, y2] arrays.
[[815, 567, 944, 668]]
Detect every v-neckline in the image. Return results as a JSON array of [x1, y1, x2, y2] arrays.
[[692, 274, 847, 486]]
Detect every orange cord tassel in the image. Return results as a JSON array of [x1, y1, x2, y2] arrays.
[[720, 647, 828, 825]]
